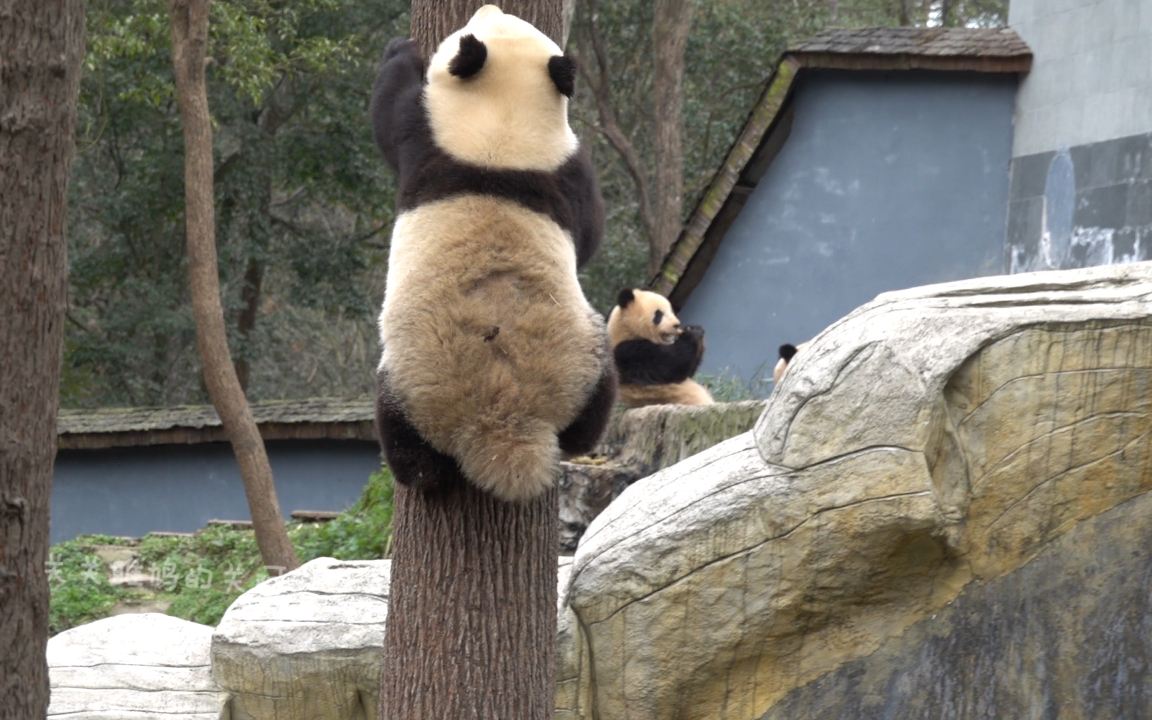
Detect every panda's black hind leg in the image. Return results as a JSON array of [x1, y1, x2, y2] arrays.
[[375, 368, 466, 493], [558, 362, 618, 457]]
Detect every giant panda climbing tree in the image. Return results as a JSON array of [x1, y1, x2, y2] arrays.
[[378, 5, 575, 719]]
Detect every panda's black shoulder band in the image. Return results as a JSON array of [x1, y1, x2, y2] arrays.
[[449, 34, 487, 78]]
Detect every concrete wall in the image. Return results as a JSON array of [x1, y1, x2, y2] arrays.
[[1010, 0, 1152, 157], [1005, 0, 1152, 274], [679, 69, 1017, 385], [52, 439, 382, 543]]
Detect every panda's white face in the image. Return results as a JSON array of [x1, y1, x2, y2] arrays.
[[607, 289, 683, 348], [424, 5, 578, 172]]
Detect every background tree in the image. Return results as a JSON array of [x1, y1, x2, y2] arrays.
[[378, 8, 568, 720], [64, 0, 408, 408], [0, 1, 85, 717], [169, 0, 299, 575]]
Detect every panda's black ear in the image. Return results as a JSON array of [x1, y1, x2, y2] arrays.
[[778, 344, 798, 362], [548, 55, 577, 98], [616, 288, 635, 309], [449, 34, 487, 79]]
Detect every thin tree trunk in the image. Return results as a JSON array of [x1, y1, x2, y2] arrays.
[[0, 2, 85, 717], [235, 256, 263, 393], [649, 0, 692, 279], [378, 5, 568, 718], [168, 0, 299, 575]]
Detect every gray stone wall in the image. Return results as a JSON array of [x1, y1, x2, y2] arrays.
[[1009, 0, 1152, 158], [1005, 0, 1152, 274], [1006, 134, 1152, 273]]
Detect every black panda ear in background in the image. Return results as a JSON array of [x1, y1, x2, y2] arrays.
[[616, 288, 636, 309], [449, 34, 487, 78], [778, 344, 798, 362], [548, 55, 577, 98]]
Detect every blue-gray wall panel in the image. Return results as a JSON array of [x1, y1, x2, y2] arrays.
[[681, 70, 1016, 384], [51, 439, 381, 543]]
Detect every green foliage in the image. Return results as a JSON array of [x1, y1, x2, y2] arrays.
[[294, 468, 395, 562], [697, 365, 775, 402], [48, 538, 130, 635], [48, 467, 394, 632], [66, 0, 408, 407]]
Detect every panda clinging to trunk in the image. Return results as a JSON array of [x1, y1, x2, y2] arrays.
[[369, 6, 616, 502]]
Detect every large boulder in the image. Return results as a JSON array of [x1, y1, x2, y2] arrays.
[[48, 613, 225, 719], [212, 557, 390, 720], [561, 262, 1152, 719], [212, 555, 577, 720]]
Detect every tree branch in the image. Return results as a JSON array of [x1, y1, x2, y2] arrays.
[[575, 0, 657, 245]]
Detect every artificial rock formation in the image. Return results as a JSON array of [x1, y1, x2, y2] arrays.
[[212, 557, 390, 720], [558, 400, 765, 551], [47, 613, 225, 719], [560, 262, 1152, 719]]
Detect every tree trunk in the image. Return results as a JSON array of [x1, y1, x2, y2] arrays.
[[411, 0, 572, 57], [235, 256, 263, 393], [0, 2, 85, 717], [649, 0, 692, 279], [381, 483, 559, 719], [378, 6, 567, 719], [169, 0, 299, 575]]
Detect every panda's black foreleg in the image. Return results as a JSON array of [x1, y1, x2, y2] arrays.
[[558, 362, 618, 457], [375, 368, 466, 493]]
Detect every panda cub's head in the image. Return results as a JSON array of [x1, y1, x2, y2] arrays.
[[608, 288, 682, 348], [424, 4, 579, 171], [773, 342, 808, 384]]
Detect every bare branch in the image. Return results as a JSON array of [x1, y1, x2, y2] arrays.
[[574, 0, 657, 243]]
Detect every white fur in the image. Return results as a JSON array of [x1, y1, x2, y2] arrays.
[[425, 5, 578, 171]]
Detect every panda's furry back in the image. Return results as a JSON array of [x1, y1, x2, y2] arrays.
[[379, 195, 606, 498]]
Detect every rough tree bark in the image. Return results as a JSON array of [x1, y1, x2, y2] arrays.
[[410, 0, 575, 56], [0, 2, 85, 717], [169, 0, 299, 575], [650, 0, 692, 278], [378, 7, 567, 720]]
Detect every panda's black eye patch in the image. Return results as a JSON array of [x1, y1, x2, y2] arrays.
[[449, 34, 487, 79], [653, 310, 664, 326]]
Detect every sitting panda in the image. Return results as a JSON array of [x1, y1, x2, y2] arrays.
[[369, 6, 616, 502], [607, 288, 713, 409], [773, 342, 808, 384]]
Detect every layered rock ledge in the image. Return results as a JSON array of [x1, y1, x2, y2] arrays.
[[561, 262, 1152, 719]]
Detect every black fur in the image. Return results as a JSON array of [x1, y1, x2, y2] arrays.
[[558, 356, 617, 456], [449, 34, 487, 78], [614, 326, 706, 386], [547, 55, 577, 98], [778, 343, 798, 362], [616, 288, 635, 308], [369, 37, 605, 268], [375, 368, 467, 493]]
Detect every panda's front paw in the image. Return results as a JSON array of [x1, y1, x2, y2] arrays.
[[383, 37, 418, 62], [681, 325, 706, 340]]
